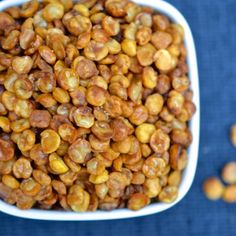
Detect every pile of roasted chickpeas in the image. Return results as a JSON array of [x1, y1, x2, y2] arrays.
[[0, 0, 196, 212], [203, 126, 236, 203]]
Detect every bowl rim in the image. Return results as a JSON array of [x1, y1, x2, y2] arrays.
[[0, 0, 200, 221]]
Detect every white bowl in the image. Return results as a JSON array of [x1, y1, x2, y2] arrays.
[[0, 0, 200, 220]]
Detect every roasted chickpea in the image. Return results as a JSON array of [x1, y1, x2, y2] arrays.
[[129, 105, 148, 125], [167, 90, 185, 115], [86, 85, 107, 106], [49, 153, 69, 174], [87, 157, 105, 175], [221, 162, 236, 184], [203, 177, 224, 200], [142, 67, 157, 89], [58, 123, 77, 143], [17, 129, 35, 152], [12, 56, 33, 75], [42, 3, 64, 22], [13, 157, 32, 179], [137, 43, 156, 66], [73, 106, 94, 128], [223, 185, 236, 203], [89, 134, 110, 152], [89, 169, 109, 184], [128, 193, 149, 211], [150, 129, 170, 154], [2, 175, 20, 189], [230, 125, 236, 147], [91, 121, 113, 141], [40, 129, 61, 154], [158, 185, 178, 203], [169, 144, 188, 170], [135, 123, 156, 144], [68, 139, 91, 163], [29, 110, 51, 128], [32, 170, 51, 186], [144, 178, 161, 198], [30, 144, 48, 166]]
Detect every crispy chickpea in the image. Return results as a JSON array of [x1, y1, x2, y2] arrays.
[[144, 93, 164, 116], [49, 153, 68, 174], [167, 90, 185, 115], [128, 193, 149, 211], [67, 185, 90, 212], [142, 67, 158, 89], [68, 139, 91, 164], [150, 129, 170, 154], [137, 43, 156, 66], [112, 136, 132, 154], [13, 157, 32, 179], [20, 0, 39, 18], [106, 39, 121, 55], [230, 125, 236, 147], [86, 85, 107, 106], [154, 49, 174, 71], [51, 179, 66, 195], [144, 178, 161, 198], [171, 129, 192, 147], [221, 162, 236, 184], [17, 129, 35, 152], [2, 175, 20, 189], [91, 121, 113, 141], [84, 40, 109, 61], [52, 87, 70, 104], [136, 26, 152, 46], [169, 144, 188, 170], [110, 118, 129, 142], [203, 177, 224, 200], [89, 169, 109, 184], [172, 76, 190, 92], [41, 129, 61, 154], [42, 3, 64, 22], [168, 171, 182, 187], [30, 144, 48, 166], [12, 56, 33, 75], [36, 94, 57, 109], [2, 30, 20, 51], [89, 134, 110, 152], [14, 78, 33, 99], [158, 185, 178, 203], [57, 68, 79, 92], [141, 143, 152, 157], [222, 185, 236, 203], [87, 157, 105, 175], [135, 123, 156, 144], [32, 170, 51, 186], [104, 95, 122, 118], [73, 106, 94, 128], [121, 39, 137, 57], [151, 31, 172, 49], [58, 123, 77, 144], [131, 172, 145, 185], [102, 16, 120, 36], [129, 105, 148, 126], [142, 156, 166, 178], [29, 110, 51, 128], [20, 178, 41, 197], [95, 183, 108, 199], [38, 46, 56, 65], [0, 116, 11, 133]]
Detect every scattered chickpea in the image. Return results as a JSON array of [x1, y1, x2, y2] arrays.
[[221, 162, 236, 184], [203, 177, 224, 200]]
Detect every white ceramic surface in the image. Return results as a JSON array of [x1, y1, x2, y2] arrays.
[[0, 0, 200, 220]]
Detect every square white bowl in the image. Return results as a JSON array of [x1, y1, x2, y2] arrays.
[[0, 0, 200, 221]]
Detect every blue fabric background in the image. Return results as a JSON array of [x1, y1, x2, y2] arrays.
[[1, 0, 236, 235]]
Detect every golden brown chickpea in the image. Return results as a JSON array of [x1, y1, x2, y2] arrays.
[[142, 155, 166, 179], [49, 153, 69, 174], [128, 193, 149, 211], [73, 106, 94, 128], [136, 26, 152, 46], [89, 169, 109, 184], [12, 56, 33, 75], [137, 43, 156, 66], [135, 123, 156, 144], [36, 94, 57, 109], [171, 129, 192, 147], [151, 31, 172, 49], [144, 178, 161, 198], [158, 185, 178, 203], [144, 93, 164, 116], [67, 185, 90, 212], [34, 71, 56, 94], [104, 95, 122, 118], [172, 75, 190, 92], [32, 170, 51, 186], [20, 0, 39, 18], [154, 49, 174, 71], [30, 144, 48, 166], [102, 16, 120, 36], [150, 129, 170, 154], [17, 129, 35, 152], [84, 40, 109, 61], [87, 157, 105, 175], [14, 78, 33, 100], [41, 129, 61, 154], [42, 2, 64, 22], [86, 85, 107, 106], [68, 139, 91, 164], [169, 144, 188, 170], [167, 90, 185, 115], [0, 116, 11, 133], [1, 91, 17, 111], [20, 177, 41, 197], [51, 179, 66, 195], [73, 56, 98, 80], [105, 0, 127, 18], [106, 38, 121, 55], [2, 30, 20, 51], [57, 68, 79, 92], [29, 110, 51, 128], [222, 185, 236, 203], [141, 143, 152, 158], [168, 171, 182, 187], [221, 162, 236, 184], [110, 118, 129, 142], [95, 183, 108, 200], [121, 39, 137, 57], [89, 134, 110, 152], [13, 157, 32, 179], [142, 67, 158, 89], [129, 105, 148, 126], [203, 177, 224, 200], [91, 121, 113, 141], [2, 175, 20, 189]]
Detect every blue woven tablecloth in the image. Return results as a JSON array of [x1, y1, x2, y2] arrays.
[[1, 0, 236, 235]]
